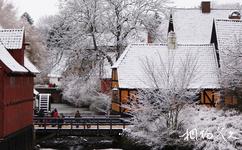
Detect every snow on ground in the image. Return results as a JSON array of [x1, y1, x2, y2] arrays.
[[50, 103, 94, 116], [126, 105, 242, 150], [180, 105, 242, 150]]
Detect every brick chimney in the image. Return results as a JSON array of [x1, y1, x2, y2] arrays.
[[147, 31, 153, 43], [201, 1, 211, 13], [229, 11, 241, 19]]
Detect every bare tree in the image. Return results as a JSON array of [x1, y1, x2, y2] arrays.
[[0, 0, 17, 28], [103, 0, 170, 59], [41, 0, 170, 70], [219, 35, 242, 109], [136, 51, 199, 129], [37, 0, 171, 110]]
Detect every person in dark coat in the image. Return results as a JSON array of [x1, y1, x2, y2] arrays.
[[75, 110, 81, 128], [38, 109, 45, 127], [58, 113, 65, 128]]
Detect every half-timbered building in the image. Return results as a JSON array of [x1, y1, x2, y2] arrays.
[[166, 1, 241, 106], [111, 1, 242, 113], [111, 42, 220, 113]]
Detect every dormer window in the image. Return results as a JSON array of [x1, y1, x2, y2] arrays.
[[229, 11, 241, 19]]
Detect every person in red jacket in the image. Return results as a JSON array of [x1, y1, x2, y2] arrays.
[[51, 108, 59, 127], [53, 108, 59, 118]]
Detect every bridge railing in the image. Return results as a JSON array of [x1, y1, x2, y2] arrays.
[[33, 116, 131, 130]]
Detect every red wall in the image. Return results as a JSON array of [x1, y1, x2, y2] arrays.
[[101, 79, 112, 94], [8, 49, 24, 65], [0, 68, 4, 138], [0, 72, 34, 138], [0, 33, 34, 138]]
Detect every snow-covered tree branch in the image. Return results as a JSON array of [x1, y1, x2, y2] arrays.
[[219, 35, 242, 109]]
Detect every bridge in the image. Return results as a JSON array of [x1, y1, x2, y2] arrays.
[[34, 116, 131, 136]]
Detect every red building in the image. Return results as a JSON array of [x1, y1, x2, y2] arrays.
[[0, 29, 39, 150]]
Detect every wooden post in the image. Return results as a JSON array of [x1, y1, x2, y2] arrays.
[[97, 120, 99, 136], [84, 120, 86, 130], [44, 118, 46, 130], [70, 118, 73, 134], [110, 119, 112, 129], [97, 120, 99, 130]]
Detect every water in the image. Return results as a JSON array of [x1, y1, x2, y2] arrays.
[[40, 147, 122, 150], [40, 146, 122, 150], [38, 136, 124, 150], [37, 135, 149, 150]]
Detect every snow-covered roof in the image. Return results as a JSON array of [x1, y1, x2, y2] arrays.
[[0, 43, 28, 73], [214, 19, 242, 69], [34, 89, 39, 95], [214, 19, 242, 49], [24, 56, 40, 74], [0, 29, 24, 49], [172, 8, 238, 44], [112, 43, 219, 89]]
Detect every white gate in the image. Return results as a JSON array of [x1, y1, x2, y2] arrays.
[[39, 93, 50, 112]]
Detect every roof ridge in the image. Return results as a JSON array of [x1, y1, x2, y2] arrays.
[[130, 43, 213, 47], [215, 19, 242, 22], [171, 8, 239, 10], [0, 28, 24, 31], [131, 43, 167, 46], [178, 43, 213, 46]]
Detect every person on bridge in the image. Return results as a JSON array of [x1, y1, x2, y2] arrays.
[[51, 108, 59, 127], [53, 108, 59, 118], [38, 109, 45, 127], [58, 113, 65, 128], [75, 110, 81, 128]]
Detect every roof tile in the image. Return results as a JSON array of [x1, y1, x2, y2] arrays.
[[0, 29, 24, 49], [113, 43, 219, 89]]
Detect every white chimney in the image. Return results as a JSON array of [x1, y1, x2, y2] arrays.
[[167, 31, 177, 49]]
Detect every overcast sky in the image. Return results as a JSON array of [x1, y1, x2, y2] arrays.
[[9, 0, 242, 23], [10, 0, 59, 22]]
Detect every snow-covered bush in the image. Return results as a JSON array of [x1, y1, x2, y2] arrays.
[[126, 90, 198, 149], [89, 94, 111, 114], [62, 72, 110, 113]]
